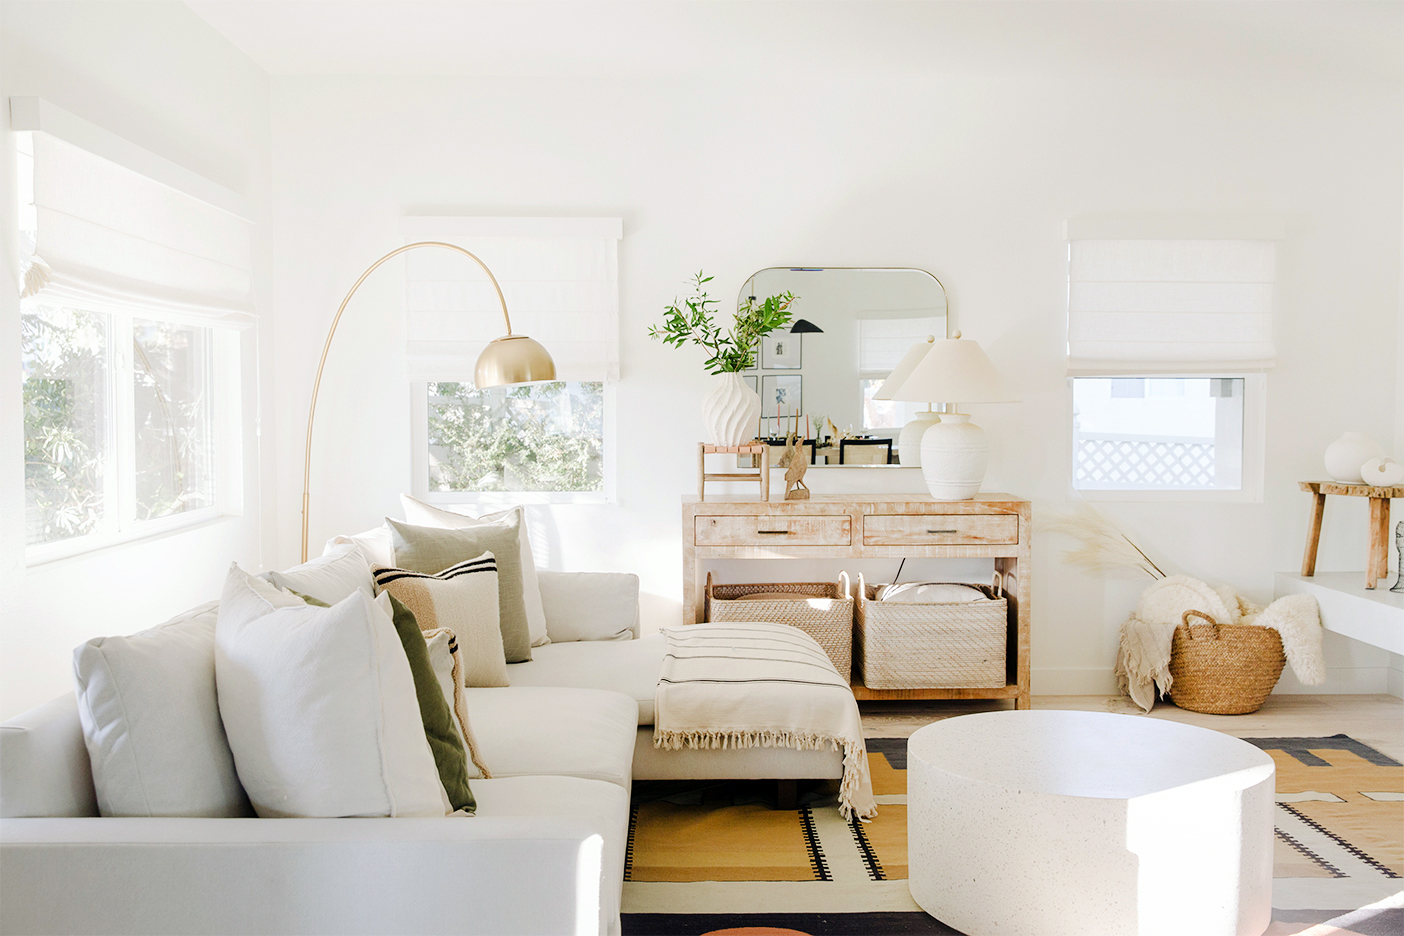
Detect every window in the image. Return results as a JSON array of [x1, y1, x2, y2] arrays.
[[858, 317, 942, 431], [401, 217, 621, 503], [15, 102, 255, 559], [1065, 223, 1278, 500], [426, 381, 604, 494], [23, 302, 227, 549], [1072, 377, 1244, 491], [861, 378, 930, 431]]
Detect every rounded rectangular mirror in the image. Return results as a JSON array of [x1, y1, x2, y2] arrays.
[[741, 267, 947, 466]]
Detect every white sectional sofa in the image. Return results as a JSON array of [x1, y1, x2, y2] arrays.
[[0, 568, 840, 936]]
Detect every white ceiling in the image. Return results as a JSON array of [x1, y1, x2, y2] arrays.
[[184, 1, 1401, 82]]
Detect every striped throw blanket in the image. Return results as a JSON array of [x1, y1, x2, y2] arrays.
[[654, 621, 877, 821]]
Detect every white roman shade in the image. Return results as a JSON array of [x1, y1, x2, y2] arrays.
[[857, 317, 943, 379], [1067, 237, 1278, 373], [401, 217, 622, 383], [15, 99, 256, 322]]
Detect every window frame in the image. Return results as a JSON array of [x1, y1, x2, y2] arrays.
[[1068, 372, 1265, 504], [23, 297, 245, 566], [409, 380, 615, 507]]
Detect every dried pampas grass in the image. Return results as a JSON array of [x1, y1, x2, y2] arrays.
[[1041, 503, 1165, 580]]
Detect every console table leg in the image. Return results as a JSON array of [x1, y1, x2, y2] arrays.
[[1302, 492, 1326, 577]]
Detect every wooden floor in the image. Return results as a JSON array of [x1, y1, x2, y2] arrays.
[[860, 693, 1404, 762]]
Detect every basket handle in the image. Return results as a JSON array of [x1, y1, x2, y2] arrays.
[[1181, 608, 1220, 640], [839, 570, 852, 599], [857, 571, 867, 604], [991, 570, 1004, 598]]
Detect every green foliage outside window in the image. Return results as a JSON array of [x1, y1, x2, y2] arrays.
[[427, 381, 604, 493]]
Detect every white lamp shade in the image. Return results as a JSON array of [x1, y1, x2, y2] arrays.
[[872, 336, 936, 401], [891, 334, 1018, 404]]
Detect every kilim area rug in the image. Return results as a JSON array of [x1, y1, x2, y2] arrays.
[[620, 736, 1403, 936]]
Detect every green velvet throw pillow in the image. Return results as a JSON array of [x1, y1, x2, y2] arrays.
[[385, 593, 475, 814], [386, 515, 532, 663]]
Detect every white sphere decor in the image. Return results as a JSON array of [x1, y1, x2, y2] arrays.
[[897, 411, 942, 467], [920, 414, 988, 500], [701, 372, 762, 446], [1324, 432, 1386, 483]]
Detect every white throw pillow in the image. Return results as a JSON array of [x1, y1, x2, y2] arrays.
[[268, 543, 374, 605], [372, 553, 509, 688], [423, 628, 490, 780], [537, 570, 640, 642], [400, 495, 549, 648], [215, 563, 445, 818], [878, 582, 988, 604], [72, 601, 251, 818], [324, 524, 394, 569]]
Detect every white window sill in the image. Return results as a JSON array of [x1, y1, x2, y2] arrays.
[[422, 491, 611, 507], [1074, 488, 1262, 504], [24, 509, 235, 568]]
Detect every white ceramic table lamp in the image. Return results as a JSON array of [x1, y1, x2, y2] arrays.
[[891, 331, 1018, 500], [873, 335, 939, 467]]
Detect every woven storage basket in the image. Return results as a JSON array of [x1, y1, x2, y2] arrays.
[[1168, 609, 1286, 715], [705, 572, 854, 678], [855, 573, 1007, 689]]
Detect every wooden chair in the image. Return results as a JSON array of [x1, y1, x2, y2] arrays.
[[839, 438, 893, 465]]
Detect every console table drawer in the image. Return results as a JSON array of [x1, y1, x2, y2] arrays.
[[864, 513, 1018, 546], [695, 515, 852, 546]]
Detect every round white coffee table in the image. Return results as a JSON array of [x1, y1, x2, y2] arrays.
[[907, 710, 1275, 936]]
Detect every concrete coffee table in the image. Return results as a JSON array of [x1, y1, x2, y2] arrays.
[[908, 710, 1275, 936]]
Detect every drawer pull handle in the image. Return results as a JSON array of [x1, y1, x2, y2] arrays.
[[927, 528, 959, 534], [757, 530, 791, 535]]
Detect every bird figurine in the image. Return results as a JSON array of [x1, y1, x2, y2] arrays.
[[781, 431, 810, 500]]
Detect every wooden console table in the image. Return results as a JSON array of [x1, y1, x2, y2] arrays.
[[681, 494, 1032, 709], [1299, 481, 1401, 589]]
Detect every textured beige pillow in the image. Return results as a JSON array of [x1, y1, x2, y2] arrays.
[[386, 516, 531, 663], [373, 553, 509, 688]]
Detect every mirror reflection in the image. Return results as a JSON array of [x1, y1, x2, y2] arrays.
[[739, 267, 947, 466]]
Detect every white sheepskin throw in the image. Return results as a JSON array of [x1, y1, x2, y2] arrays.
[[1116, 575, 1325, 713]]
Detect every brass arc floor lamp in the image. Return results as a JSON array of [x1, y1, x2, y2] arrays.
[[300, 241, 556, 562]]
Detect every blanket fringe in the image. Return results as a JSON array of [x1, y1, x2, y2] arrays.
[[654, 728, 877, 821]]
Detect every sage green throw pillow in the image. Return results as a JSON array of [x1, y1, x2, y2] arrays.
[[384, 593, 475, 814], [386, 516, 532, 663]]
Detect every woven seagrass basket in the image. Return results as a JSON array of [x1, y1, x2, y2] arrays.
[[1168, 609, 1286, 715], [855, 573, 1007, 689], [705, 572, 854, 677]]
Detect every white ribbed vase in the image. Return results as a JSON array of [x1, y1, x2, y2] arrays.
[[702, 372, 762, 446], [920, 413, 988, 500]]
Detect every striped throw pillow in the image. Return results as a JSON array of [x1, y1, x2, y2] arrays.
[[373, 552, 508, 688]]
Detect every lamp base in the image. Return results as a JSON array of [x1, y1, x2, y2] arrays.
[[898, 411, 942, 466], [919, 414, 988, 500]]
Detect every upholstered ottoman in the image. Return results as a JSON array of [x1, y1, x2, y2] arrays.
[[908, 710, 1275, 936]]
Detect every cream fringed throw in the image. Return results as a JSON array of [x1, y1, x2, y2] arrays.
[[1116, 575, 1326, 713], [654, 622, 877, 821]]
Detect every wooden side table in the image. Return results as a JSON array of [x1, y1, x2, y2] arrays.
[[1299, 481, 1403, 589]]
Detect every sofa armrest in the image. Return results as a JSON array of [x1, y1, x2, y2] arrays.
[[537, 571, 640, 642], [1, 816, 606, 935]]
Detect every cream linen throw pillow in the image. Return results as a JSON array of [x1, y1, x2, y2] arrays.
[[373, 552, 509, 688], [399, 495, 549, 648], [215, 563, 446, 818]]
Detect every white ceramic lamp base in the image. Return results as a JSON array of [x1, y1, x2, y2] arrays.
[[919, 413, 988, 500], [898, 411, 942, 467]]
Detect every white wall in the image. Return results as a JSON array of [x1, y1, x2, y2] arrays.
[[268, 21, 1402, 696], [0, 1, 273, 718]]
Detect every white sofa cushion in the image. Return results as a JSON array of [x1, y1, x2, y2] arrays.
[[537, 570, 640, 642], [507, 635, 665, 725], [267, 542, 374, 604], [215, 564, 446, 818], [326, 525, 394, 568], [401, 495, 550, 648], [0, 694, 98, 818], [71, 601, 250, 818], [464, 687, 639, 788]]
